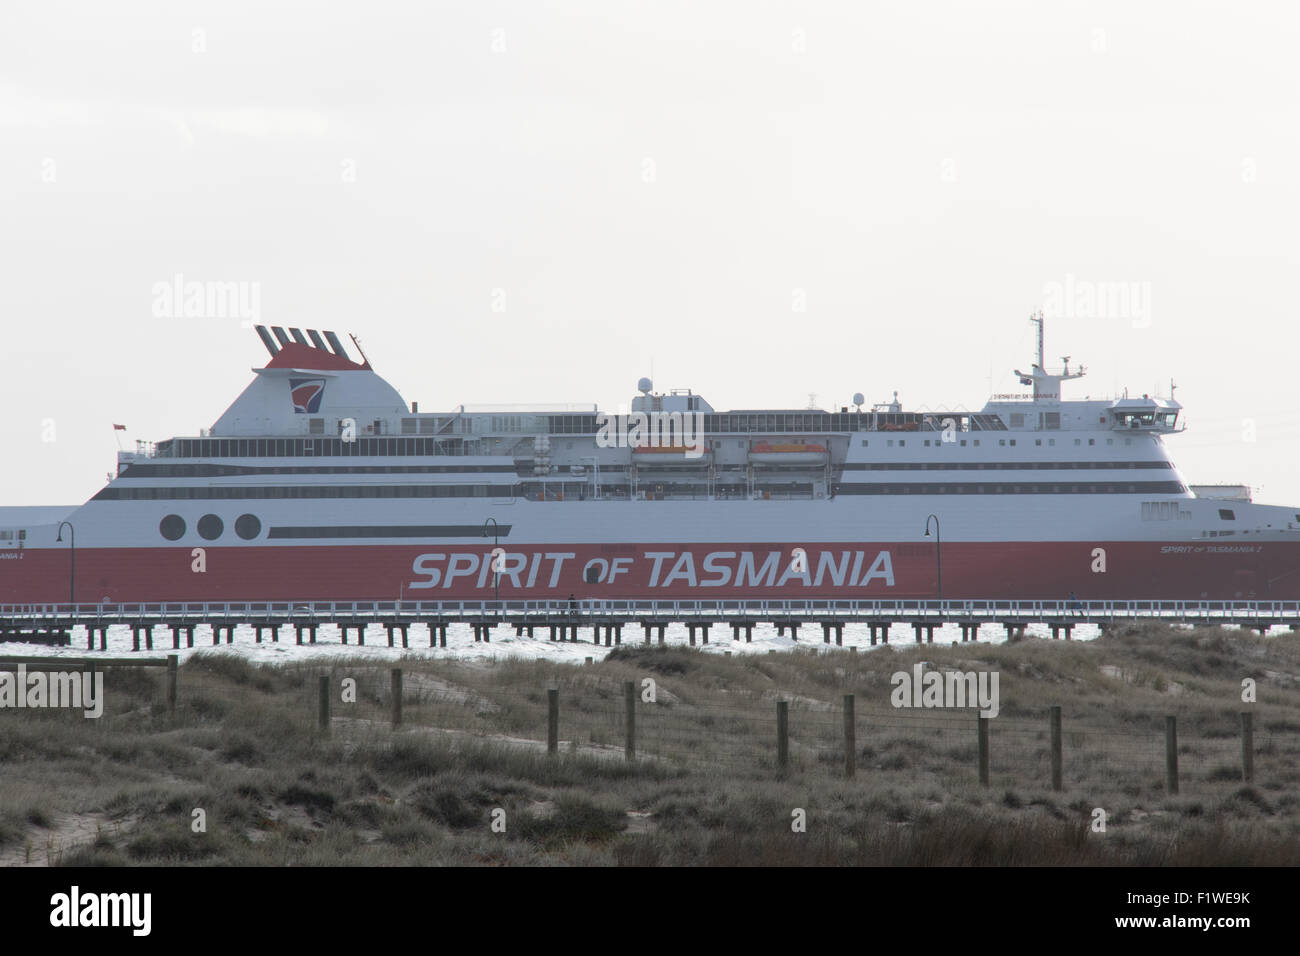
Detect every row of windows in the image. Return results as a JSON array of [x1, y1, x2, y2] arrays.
[[551, 412, 887, 435], [133, 456, 1173, 479], [163, 437, 454, 459], [101, 476, 1193, 500], [159, 513, 262, 541], [1008, 412, 1062, 429], [842, 460, 1171, 471], [123, 463, 517, 478], [104, 480, 824, 502], [98, 484, 516, 501], [869, 437, 1137, 449], [833, 481, 1188, 495], [163, 426, 1150, 462], [400, 417, 442, 435], [1141, 501, 1192, 520]]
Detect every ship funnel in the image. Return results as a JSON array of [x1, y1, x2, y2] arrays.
[[255, 325, 280, 356], [323, 331, 350, 360], [251, 326, 371, 372]]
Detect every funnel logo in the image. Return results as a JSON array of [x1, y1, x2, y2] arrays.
[[290, 378, 325, 414]]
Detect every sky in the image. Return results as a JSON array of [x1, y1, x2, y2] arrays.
[[2, 1, 1298, 506]]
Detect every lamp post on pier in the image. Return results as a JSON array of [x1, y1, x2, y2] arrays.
[[923, 513, 942, 610], [55, 521, 76, 610]]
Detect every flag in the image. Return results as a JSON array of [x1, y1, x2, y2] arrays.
[[113, 424, 127, 431]]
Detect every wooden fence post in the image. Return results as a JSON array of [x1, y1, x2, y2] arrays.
[[843, 694, 856, 778], [318, 675, 330, 735], [1240, 711, 1254, 783], [624, 681, 636, 761], [978, 715, 990, 787], [547, 688, 559, 755], [166, 654, 178, 711], [1050, 705, 1062, 791], [1165, 716, 1179, 795], [391, 668, 403, 728], [776, 700, 789, 771]]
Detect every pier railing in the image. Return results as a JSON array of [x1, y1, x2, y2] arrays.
[[2, 597, 1298, 627]]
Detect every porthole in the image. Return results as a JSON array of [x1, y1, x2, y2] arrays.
[[159, 514, 186, 541], [197, 514, 224, 540], [235, 514, 262, 540]]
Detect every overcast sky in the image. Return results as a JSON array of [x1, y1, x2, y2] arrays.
[[2, 1, 1298, 506]]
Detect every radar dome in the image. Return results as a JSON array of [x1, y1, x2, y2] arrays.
[[637, 377, 653, 393], [852, 392, 865, 407]]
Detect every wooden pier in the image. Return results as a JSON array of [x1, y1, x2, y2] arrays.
[[1, 598, 1297, 651]]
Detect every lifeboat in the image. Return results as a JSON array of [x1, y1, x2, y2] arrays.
[[748, 440, 829, 466], [631, 444, 712, 466]]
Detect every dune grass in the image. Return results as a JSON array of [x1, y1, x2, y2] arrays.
[[2, 622, 1299, 865]]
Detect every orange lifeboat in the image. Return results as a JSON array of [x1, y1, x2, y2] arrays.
[[631, 443, 712, 466], [749, 440, 829, 465]]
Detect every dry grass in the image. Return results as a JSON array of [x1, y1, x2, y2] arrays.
[[2, 622, 1300, 865]]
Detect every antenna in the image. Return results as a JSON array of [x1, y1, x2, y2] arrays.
[[349, 333, 372, 368], [1031, 310, 1045, 370]]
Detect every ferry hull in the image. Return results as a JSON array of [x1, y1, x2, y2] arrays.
[[5, 540, 1299, 604]]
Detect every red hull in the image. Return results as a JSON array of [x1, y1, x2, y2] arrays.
[[5, 541, 1300, 603]]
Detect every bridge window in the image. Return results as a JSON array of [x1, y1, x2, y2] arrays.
[[1220, 509, 1236, 520]]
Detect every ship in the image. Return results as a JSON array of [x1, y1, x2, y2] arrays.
[[4, 317, 1300, 605]]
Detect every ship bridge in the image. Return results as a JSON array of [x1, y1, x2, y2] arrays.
[[1109, 395, 1182, 433], [981, 313, 1183, 435]]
